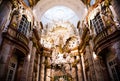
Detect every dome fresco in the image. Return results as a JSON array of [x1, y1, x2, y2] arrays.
[[41, 6, 79, 27]]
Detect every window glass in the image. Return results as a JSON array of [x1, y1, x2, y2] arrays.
[[108, 60, 120, 81], [18, 15, 30, 35], [90, 0, 95, 6], [91, 13, 104, 34]]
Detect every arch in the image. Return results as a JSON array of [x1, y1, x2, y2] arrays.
[[41, 6, 80, 27], [33, 0, 87, 21]]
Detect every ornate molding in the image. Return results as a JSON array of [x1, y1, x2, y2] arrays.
[[2, 26, 29, 55], [94, 28, 120, 55]]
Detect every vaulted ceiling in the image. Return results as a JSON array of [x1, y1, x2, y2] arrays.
[[31, 0, 88, 49], [33, 0, 88, 22]]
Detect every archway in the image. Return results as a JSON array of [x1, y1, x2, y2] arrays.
[[33, 0, 87, 22]]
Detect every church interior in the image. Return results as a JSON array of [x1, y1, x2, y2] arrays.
[[0, 0, 120, 81]]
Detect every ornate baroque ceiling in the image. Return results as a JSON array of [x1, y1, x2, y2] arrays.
[[32, 0, 87, 49]]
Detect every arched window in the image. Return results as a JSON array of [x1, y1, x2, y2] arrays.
[[90, 0, 96, 6], [18, 15, 30, 35], [91, 13, 104, 34]]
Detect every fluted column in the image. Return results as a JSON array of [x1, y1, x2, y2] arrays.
[[46, 57, 51, 81], [27, 46, 36, 81], [40, 56, 45, 81]]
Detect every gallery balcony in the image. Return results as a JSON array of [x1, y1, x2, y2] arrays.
[[2, 24, 29, 52], [94, 25, 120, 55]]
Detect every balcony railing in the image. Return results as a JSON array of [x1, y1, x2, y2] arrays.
[[94, 28, 108, 45], [7, 26, 29, 46], [16, 32, 28, 45], [94, 25, 119, 54]]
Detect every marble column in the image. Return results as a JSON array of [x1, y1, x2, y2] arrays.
[[76, 56, 83, 81], [71, 57, 77, 81], [72, 67, 76, 81], [109, 6, 118, 21], [81, 53, 87, 81], [39, 55, 42, 81], [40, 56, 45, 81], [85, 45, 92, 81], [109, 5, 120, 29], [36, 54, 40, 81], [20, 41, 33, 81], [65, 63, 70, 76], [51, 68, 55, 81], [27, 46, 36, 81], [0, 1, 12, 31], [89, 40, 97, 81], [20, 57, 29, 81], [46, 57, 51, 81], [114, 42, 120, 61], [85, 46, 92, 81]]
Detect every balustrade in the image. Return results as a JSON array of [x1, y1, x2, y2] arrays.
[[7, 26, 29, 46]]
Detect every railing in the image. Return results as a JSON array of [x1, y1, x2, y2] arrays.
[[94, 29, 108, 45], [94, 25, 119, 54], [16, 32, 28, 45], [7, 26, 29, 46]]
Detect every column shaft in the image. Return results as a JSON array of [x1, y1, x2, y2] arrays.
[[46, 57, 51, 81], [20, 41, 33, 81], [40, 56, 45, 81], [27, 46, 36, 81], [76, 56, 83, 81], [81, 54, 87, 81], [36, 54, 40, 81], [71, 57, 77, 81]]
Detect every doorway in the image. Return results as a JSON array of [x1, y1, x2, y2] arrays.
[[6, 49, 25, 81]]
